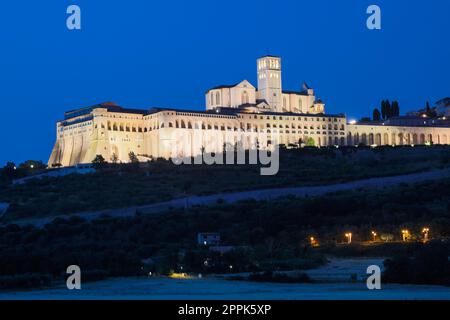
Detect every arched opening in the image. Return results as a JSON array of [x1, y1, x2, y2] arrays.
[[420, 134, 425, 145], [347, 132, 353, 145], [391, 133, 396, 145], [375, 133, 381, 145], [242, 91, 249, 104], [361, 133, 367, 145], [398, 133, 403, 145]]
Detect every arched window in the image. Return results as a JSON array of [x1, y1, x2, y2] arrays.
[[298, 98, 303, 111], [283, 97, 287, 108], [216, 92, 221, 106], [242, 91, 249, 104], [210, 92, 214, 106]]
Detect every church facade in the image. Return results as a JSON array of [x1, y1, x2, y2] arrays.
[[48, 56, 450, 167]]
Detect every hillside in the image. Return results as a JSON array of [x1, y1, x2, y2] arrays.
[[2, 146, 450, 222]]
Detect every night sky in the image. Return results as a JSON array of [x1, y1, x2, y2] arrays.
[[0, 0, 449, 165]]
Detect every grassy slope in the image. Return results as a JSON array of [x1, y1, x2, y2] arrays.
[[1, 146, 450, 221]]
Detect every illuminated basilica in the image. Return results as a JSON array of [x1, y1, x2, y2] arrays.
[[48, 56, 450, 167]]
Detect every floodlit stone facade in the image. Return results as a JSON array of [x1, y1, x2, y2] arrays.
[[48, 56, 450, 167]]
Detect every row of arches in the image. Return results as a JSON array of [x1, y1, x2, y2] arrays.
[[209, 91, 250, 106], [347, 132, 449, 146]]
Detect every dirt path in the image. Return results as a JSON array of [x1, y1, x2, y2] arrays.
[[7, 167, 450, 227]]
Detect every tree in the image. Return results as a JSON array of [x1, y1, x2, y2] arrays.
[[425, 101, 436, 117], [381, 100, 387, 120], [2, 162, 17, 180], [392, 101, 400, 117], [92, 155, 107, 168], [373, 108, 381, 121], [426, 101, 431, 114], [111, 153, 119, 164], [18, 160, 46, 171], [128, 152, 139, 164], [385, 100, 392, 119], [305, 137, 315, 147]]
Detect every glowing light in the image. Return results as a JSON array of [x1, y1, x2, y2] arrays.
[[349, 120, 357, 125], [345, 232, 352, 244], [309, 236, 318, 247], [169, 273, 190, 279], [422, 227, 430, 242], [371, 231, 377, 241], [402, 229, 410, 242]]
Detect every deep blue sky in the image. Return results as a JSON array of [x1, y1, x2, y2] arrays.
[[0, 0, 449, 165]]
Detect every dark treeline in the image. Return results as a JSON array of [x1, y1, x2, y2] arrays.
[[1, 178, 450, 290], [372, 100, 400, 121]]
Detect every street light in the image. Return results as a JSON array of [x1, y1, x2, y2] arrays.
[[309, 236, 318, 247], [345, 233, 352, 244], [422, 228, 430, 242], [401, 229, 410, 242], [371, 231, 377, 242]]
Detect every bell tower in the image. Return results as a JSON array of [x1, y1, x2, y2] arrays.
[[257, 56, 282, 112]]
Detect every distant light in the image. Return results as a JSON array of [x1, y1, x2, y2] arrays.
[[422, 114, 427, 118], [13, 166, 17, 170], [402, 229, 410, 242], [30, 164, 34, 169], [349, 120, 357, 125], [345, 232, 352, 244], [229, 265, 233, 270]]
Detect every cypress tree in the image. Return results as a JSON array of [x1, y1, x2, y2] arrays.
[[373, 108, 381, 121], [381, 100, 387, 120], [392, 101, 400, 117], [386, 100, 392, 119]]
